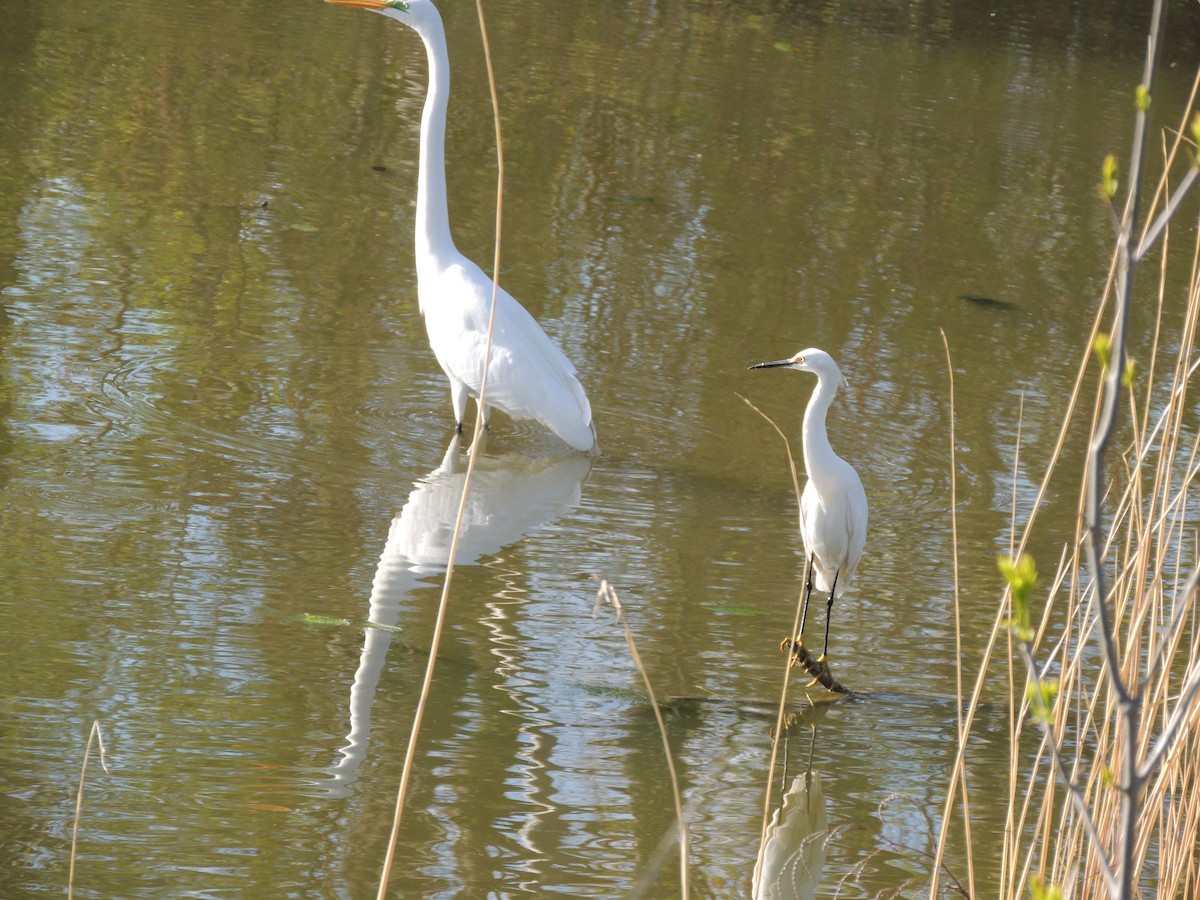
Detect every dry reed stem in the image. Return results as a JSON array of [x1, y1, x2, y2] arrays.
[[68, 720, 108, 900], [376, 3, 506, 893], [592, 579, 690, 895], [939, 330, 975, 897]]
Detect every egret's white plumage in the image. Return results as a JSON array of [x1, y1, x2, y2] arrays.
[[328, 0, 597, 452], [751, 348, 867, 656]]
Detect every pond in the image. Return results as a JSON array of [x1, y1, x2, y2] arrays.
[[2, 0, 1198, 895]]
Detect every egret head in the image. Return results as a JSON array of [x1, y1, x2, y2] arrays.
[[749, 348, 847, 390], [326, 0, 439, 30]]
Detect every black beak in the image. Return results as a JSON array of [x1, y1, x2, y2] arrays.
[[748, 359, 793, 370]]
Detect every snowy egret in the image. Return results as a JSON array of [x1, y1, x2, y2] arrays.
[[750, 349, 867, 662], [326, 0, 598, 452]]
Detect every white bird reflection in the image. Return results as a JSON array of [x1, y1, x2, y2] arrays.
[[753, 769, 827, 900], [323, 436, 592, 796]]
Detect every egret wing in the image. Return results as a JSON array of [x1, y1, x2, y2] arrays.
[[421, 260, 595, 450]]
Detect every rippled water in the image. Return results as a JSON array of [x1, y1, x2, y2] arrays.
[[2, 0, 1198, 895]]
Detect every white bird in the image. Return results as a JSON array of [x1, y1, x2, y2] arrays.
[[327, 0, 597, 453], [750, 348, 867, 661]]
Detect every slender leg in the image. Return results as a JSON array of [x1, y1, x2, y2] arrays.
[[799, 554, 815, 638], [822, 568, 841, 659]]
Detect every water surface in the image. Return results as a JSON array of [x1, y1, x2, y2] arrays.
[[2, 0, 1198, 895]]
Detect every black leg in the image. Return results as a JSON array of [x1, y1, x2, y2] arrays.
[[822, 568, 841, 659], [799, 555, 815, 638]]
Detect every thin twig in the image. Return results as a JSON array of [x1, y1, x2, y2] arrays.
[[1014, 644, 1118, 893], [593, 579, 690, 895], [1139, 659, 1200, 779], [738, 393, 803, 535], [1077, 2, 1165, 894], [1135, 166, 1199, 262]]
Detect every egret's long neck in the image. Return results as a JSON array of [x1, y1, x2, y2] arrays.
[[802, 373, 841, 489], [413, 13, 456, 266]]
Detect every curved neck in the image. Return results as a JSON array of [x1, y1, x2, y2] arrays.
[[802, 374, 841, 486], [413, 12, 456, 265]]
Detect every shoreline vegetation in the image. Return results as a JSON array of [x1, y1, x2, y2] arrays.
[[932, 1, 1200, 894]]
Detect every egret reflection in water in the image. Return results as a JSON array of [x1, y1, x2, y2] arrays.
[[753, 770, 827, 900], [323, 437, 592, 795]]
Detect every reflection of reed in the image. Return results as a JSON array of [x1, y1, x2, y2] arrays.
[[322, 437, 591, 796]]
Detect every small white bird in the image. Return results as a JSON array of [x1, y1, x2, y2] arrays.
[[327, 0, 597, 453], [750, 348, 867, 661]]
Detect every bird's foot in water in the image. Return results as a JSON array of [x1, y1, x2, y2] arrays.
[[780, 637, 849, 695]]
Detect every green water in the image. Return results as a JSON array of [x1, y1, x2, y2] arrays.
[[1, 0, 1197, 895]]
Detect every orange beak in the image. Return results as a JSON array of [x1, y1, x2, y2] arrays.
[[325, 0, 395, 9]]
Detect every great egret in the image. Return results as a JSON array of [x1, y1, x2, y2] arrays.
[[327, 0, 598, 453], [750, 349, 867, 662]]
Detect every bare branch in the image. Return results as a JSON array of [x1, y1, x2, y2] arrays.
[[1015, 645, 1119, 895], [1138, 659, 1200, 780], [1134, 165, 1199, 263]]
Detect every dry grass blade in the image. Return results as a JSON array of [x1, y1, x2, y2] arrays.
[[737, 393, 803, 533], [376, 2, 507, 893], [940, 330, 975, 896], [593, 578, 690, 896], [68, 720, 109, 900]]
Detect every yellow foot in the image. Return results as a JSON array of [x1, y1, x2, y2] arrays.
[[781, 640, 848, 693], [779, 636, 803, 667], [804, 653, 833, 687]]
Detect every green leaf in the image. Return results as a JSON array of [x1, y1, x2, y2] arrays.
[[999, 553, 1037, 642], [1100, 154, 1119, 201], [1122, 358, 1137, 388], [1026, 679, 1059, 725], [1030, 875, 1065, 900], [1136, 83, 1151, 112], [1093, 332, 1112, 371]]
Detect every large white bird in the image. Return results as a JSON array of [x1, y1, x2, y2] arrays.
[[750, 348, 867, 661], [327, 0, 598, 452]]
